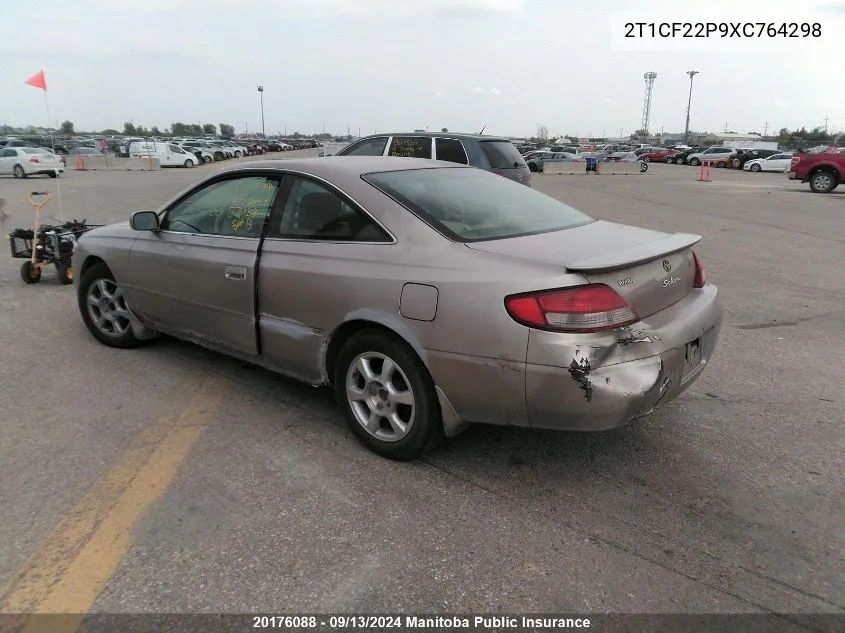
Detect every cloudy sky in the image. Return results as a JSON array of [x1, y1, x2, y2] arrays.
[[2, 0, 844, 138]]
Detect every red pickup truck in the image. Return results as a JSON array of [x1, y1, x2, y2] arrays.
[[788, 147, 845, 193]]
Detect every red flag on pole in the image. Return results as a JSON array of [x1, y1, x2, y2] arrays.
[[24, 70, 47, 91]]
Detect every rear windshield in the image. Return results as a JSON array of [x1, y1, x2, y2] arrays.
[[479, 141, 526, 169], [364, 167, 592, 242]]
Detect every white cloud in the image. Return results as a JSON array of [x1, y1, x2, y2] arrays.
[[469, 87, 501, 96]]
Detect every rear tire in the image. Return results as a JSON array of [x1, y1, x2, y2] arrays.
[[334, 329, 442, 460], [49, 171, 58, 178], [716, 161, 727, 168], [732, 158, 741, 169], [13, 164, 26, 179], [642, 156, 651, 162], [666, 157, 675, 164], [56, 263, 73, 285], [20, 262, 41, 284], [809, 170, 837, 194]]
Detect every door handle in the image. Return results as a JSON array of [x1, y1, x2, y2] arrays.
[[225, 265, 247, 280]]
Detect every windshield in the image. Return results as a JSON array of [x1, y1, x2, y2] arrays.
[[364, 167, 592, 242]]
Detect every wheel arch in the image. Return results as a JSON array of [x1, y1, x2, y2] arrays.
[[322, 316, 429, 387], [78, 254, 108, 279], [808, 164, 841, 180]]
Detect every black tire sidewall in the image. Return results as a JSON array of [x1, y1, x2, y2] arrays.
[[77, 263, 142, 348], [20, 262, 41, 284], [56, 263, 73, 285], [334, 330, 441, 460], [14, 165, 26, 178], [810, 172, 835, 194]]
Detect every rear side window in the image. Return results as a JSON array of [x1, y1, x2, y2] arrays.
[[272, 177, 391, 242], [480, 141, 525, 169], [340, 137, 387, 156], [365, 167, 591, 242], [387, 137, 432, 159], [435, 138, 468, 165]]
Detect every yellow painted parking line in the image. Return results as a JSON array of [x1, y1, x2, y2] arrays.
[[0, 374, 229, 632]]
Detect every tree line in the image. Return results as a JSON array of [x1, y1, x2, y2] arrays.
[[2, 121, 331, 139]]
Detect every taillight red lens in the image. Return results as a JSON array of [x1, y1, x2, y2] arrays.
[[30, 157, 40, 163], [505, 284, 639, 333], [790, 157, 799, 167], [692, 251, 706, 287]]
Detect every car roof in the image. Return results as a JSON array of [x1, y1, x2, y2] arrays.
[[227, 156, 464, 178], [353, 132, 511, 142]]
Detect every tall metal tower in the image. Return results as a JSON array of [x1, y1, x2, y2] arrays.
[[641, 72, 657, 133]]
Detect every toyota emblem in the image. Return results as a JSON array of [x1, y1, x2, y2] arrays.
[[662, 259, 672, 272]]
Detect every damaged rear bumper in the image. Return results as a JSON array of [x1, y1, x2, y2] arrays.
[[525, 283, 722, 431]]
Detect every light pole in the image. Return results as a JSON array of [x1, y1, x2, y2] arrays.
[[684, 70, 699, 145], [257, 85, 265, 138]]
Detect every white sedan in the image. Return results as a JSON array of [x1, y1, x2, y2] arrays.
[[0, 146, 64, 178], [743, 153, 794, 173]]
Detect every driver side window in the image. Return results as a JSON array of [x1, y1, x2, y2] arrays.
[[162, 176, 280, 237]]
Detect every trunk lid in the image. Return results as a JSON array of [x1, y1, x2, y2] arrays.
[[466, 220, 701, 318]]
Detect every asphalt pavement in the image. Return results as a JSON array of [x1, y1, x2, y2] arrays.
[[0, 155, 843, 624]]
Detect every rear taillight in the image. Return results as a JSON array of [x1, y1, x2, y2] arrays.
[[791, 157, 799, 167], [692, 251, 706, 287], [505, 284, 639, 333], [30, 156, 40, 164]]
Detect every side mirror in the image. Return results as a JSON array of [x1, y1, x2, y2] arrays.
[[130, 210, 160, 231]]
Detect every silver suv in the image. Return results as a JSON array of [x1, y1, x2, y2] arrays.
[[336, 132, 532, 186], [686, 147, 736, 167]]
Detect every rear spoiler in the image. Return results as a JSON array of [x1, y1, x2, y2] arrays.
[[566, 233, 701, 273]]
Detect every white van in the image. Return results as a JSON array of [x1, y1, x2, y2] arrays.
[[128, 141, 197, 167]]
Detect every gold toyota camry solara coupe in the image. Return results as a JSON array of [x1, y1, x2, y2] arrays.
[[73, 157, 722, 459]]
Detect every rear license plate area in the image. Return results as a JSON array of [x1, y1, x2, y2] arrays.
[[683, 337, 702, 377]]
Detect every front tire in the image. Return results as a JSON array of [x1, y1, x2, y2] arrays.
[[49, 171, 58, 178], [184, 158, 195, 168], [750, 163, 762, 172], [20, 262, 41, 284], [666, 157, 674, 164], [642, 156, 651, 162], [334, 330, 442, 460], [78, 263, 142, 348]]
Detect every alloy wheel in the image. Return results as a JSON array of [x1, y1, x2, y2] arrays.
[[345, 352, 415, 442], [86, 279, 131, 337]]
